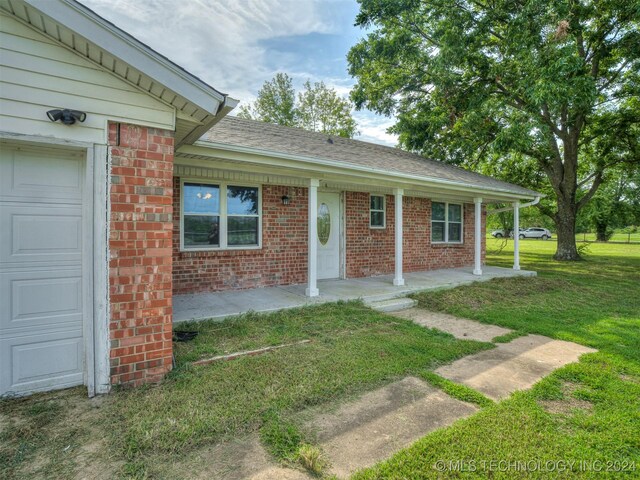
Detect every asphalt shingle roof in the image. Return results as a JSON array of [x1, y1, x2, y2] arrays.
[[200, 116, 538, 197]]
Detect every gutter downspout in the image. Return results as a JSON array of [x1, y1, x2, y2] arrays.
[[488, 195, 541, 214]]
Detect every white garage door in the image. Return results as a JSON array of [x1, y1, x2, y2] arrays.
[[0, 144, 87, 396]]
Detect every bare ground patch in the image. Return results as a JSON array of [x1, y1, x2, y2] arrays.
[[133, 434, 310, 480], [538, 382, 593, 415], [0, 387, 118, 480]]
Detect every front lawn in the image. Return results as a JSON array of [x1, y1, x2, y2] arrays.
[[354, 241, 640, 479], [2, 241, 637, 479], [110, 303, 493, 476]]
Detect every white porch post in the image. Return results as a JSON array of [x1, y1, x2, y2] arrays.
[[306, 179, 320, 297], [393, 188, 405, 286], [513, 200, 521, 270], [473, 197, 483, 275]]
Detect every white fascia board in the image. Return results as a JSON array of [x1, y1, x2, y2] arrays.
[[26, 0, 230, 114], [183, 141, 539, 201]]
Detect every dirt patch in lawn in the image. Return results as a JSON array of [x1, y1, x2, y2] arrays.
[[0, 387, 118, 480], [538, 382, 593, 415], [136, 434, 310, 480]]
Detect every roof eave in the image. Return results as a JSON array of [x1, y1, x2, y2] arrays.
[[184, 140, 541, 201], [15, 0, 237, 145]]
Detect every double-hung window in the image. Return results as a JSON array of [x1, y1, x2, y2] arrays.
[[431, 202, 463, 243], [370, 194, 386, 228], [182, 181, 260, 250]]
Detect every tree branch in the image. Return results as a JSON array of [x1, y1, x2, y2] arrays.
[[576, 171, 604, 210]]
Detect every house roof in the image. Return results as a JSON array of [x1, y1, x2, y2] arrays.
[[199, 116, 540, 198], [0, 0, 238, 145]]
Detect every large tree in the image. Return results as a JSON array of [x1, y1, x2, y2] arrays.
[[237, 73, 297, 127], [348, 0, 640, 260], [238, 74, 358, 138]]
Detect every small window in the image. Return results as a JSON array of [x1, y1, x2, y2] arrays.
[[431, 202, 463, 243], [370, 194, 385, 228]]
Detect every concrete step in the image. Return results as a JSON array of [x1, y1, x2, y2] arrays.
[[367, 297, 417, 313]]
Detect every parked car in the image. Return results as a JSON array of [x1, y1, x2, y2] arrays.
[[491, 228, 524, 238], [519, 227, 552, 240]]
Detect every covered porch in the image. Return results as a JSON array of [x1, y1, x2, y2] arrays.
[[174, 265, 536, 322]]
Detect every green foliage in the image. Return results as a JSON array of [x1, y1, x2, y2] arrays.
[[237, 73, 296, 127], [260, 411, 304, 463], [297, 80, 358, 138], [238, 74, 358, 138], [348, 0, 640, 259]]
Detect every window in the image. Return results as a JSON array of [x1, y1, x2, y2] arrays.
[[370, 194, 385, 228], [182, 181, 260, 250], [431, 202, 463, 243]]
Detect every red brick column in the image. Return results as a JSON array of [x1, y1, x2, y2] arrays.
[[108, 123, 174, 387]]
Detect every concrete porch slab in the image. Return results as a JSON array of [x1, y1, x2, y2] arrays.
[[174, 266, 536, 323], [391, 308, 513, 342], [435, 334, 597, 401]]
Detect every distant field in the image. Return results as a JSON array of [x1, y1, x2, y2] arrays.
[[575, 232, 640, 243], [486, 232, 640, 243]]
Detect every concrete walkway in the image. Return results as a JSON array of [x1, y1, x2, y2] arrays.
[[303, 312, 596, 478], [435, 334, 597, 401], [174, 266, 535, 322], [391, 308, 512, 342], [301, 377, 478, 479]]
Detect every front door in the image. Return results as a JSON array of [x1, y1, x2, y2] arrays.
[[317, 192, 341, 279]]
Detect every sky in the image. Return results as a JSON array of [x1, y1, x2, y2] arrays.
[[82, 0, 398, 146]]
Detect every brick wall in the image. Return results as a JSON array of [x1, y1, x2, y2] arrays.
[[345, 192, 396, 277], [172, 186, 486, 294], [172, 180, 308, 293], [347, 194, 485, 277], [108, 123, 174, 387]]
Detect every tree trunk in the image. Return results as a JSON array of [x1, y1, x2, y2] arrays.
[[595, 221, 609, 242], [554, 201, 581, 260]]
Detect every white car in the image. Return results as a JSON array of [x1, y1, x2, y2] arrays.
[[519, 227, 552, 240]]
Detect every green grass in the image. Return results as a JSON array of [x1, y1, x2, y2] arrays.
[[105, 301, 491, 477], [3, 241, 638, 479], [354, 241, 640, 479]]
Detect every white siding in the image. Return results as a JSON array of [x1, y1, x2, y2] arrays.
[[0, 13, 175, 144]]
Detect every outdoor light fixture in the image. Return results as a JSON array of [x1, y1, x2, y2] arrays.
[[46, 109, 87, 125], [281, 195, 290, 205]]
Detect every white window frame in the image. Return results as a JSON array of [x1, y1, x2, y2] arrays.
[[431, 201, 464, 244], [369, 194, 386, 229], [180, 178, 262, 251]]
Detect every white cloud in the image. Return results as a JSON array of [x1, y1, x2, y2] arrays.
[[82, 0, 398, 146], [354, 112, 398, 146], [84, 0, 335, 99]]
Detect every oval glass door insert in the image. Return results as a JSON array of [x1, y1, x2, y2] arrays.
[[318, 203, 330, 245]]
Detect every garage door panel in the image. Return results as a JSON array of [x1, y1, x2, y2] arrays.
[[0, 146, 83, 203], [0, 331, 83, 395], [0, 204, 82, 264], [0, 270, 83, 330], [1, 144, 88, 397]]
